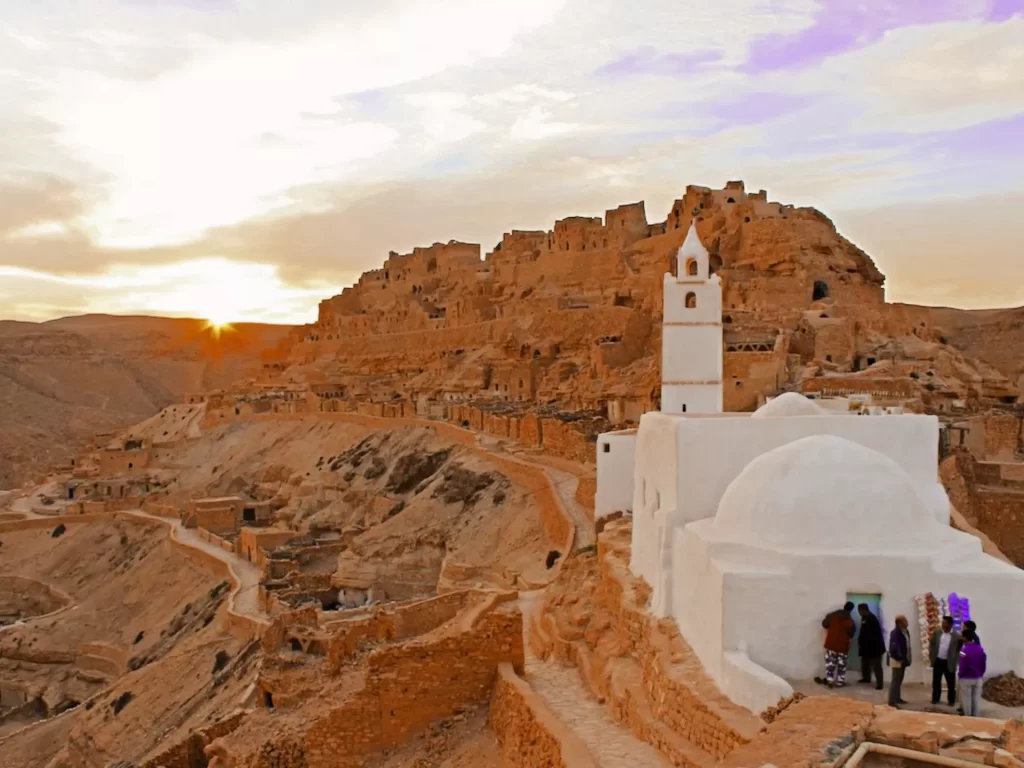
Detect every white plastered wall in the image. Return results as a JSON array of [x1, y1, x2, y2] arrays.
[[661, 271, 723, 415], [667, 413, 946, 531], [661, 385, 723, 416], [671, 521, 1024, 713], [595, 431, 637, 520], [630, 411, 679, 603], [631, 411, 947, 620]]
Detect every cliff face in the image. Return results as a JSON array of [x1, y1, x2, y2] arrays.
[[285, 181, 1013, 417], [2, 181, 1018, 490], [0, 317, 292, 489]]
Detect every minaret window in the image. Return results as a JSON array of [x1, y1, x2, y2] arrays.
[[686, 258, 698, 277], [685, 292, 697, 309]]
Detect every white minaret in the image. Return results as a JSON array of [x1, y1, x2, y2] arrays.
[[660, 220, 723, 414]]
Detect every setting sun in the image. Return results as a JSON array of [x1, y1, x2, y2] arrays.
[[204, 317, 234, 337]]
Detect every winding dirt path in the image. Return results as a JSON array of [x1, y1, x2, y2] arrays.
[[124, 510, 267, 621]]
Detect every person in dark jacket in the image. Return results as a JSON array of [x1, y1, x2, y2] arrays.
[[819, 601, 856, 687], [888, 614, 912, 707], [856, 603, 885, 689]]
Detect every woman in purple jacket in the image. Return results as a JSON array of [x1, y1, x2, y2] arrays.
[[958, 629, 987, 717]]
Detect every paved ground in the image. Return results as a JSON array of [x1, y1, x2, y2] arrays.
[[518, 591, 671, 768], [790, 677, 1024, 722], [524, 658, 672, 768]]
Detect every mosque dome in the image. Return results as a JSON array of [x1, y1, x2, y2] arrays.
[[711, 435, 946, 554], [750, 392, 827, 419]]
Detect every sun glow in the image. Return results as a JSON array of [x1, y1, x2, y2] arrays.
[[204, 318, 234, 337]]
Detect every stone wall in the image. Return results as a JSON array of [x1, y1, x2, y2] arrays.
[[530, 520, 764, 765], [940, 450, 1024, 567], [962, 413, 1022, 461], [723, 348, 789, 412], [537, 418, 598, 464], [323, 590, 480, 673], [195, 506, 239, 534], [301, 603, 524, 767], [99, 447, 150, 475], [574, 474, 596, 513], [489, 662, 597, 768], [139, 712, 247, 768], [974, 488, 1024, 567]]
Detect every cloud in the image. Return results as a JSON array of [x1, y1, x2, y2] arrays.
[[0, 174, 87, 236], [29, 0, 563, 247], [593, 47, 723, 77], [403, 92, 486, 143], [0, 260, 334, 324], [740, 0, 993, 72], [1, 0, 1023, 324]]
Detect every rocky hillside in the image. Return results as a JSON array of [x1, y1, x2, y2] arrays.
[[0, 518, 251, 767], [289, 181, 1017, 417], [926, 305, 1024, 392], [0, 315, 292, 489], [153, 417, 554, 595]]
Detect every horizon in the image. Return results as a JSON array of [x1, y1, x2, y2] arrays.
[[1, 1, 1022, 324]]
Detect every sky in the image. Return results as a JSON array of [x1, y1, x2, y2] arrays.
[[1, 0, 1022, 324]]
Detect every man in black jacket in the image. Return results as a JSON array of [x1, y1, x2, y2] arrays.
[[856, 603, 885, 689]]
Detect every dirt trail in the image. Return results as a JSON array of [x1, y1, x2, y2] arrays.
[[126, 510, 266, 620]]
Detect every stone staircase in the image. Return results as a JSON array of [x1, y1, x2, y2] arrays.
[[519, 590, 717, 767], [523, 656, 676, 768]]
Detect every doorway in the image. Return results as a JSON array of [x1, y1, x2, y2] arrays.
[[846, 592, 882, 674]]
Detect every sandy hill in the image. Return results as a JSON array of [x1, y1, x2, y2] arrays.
[[923, 305, 1024, 391], [0, 315, 293, 489], [0, 518, 250, 766]]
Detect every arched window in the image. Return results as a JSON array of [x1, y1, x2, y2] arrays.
[[686, 258, 698, 277], [685, 292, 697, 309]]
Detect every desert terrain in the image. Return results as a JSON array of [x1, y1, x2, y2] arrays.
[[2, 182, 1024, 767], [0, 316, 292, 489]]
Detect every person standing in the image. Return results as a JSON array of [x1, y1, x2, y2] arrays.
[[964, 620, 979, 644], [958, 629, 987, 717], [930, 616, 962, 706], [888, 614, 912, 707], [856, 603, 885, 690], [820, 601, 856, 688]]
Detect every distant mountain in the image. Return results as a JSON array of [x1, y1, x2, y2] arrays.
[[0, 314, 294, 489]]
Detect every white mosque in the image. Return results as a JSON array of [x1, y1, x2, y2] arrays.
[[595, 222, 1024, 713]]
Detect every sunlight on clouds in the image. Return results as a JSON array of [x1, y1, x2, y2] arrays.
[[797, 17, 1024, 133], [404, 92, 486, 143], [509, 106, 583, 142], [41, 0, 564, 249], [0, 261, 341, 324]]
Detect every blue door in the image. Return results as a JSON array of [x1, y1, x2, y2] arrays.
[[846, 592, 883, 672]]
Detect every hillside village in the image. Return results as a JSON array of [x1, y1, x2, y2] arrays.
[[4, 182, 1024, 767]]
